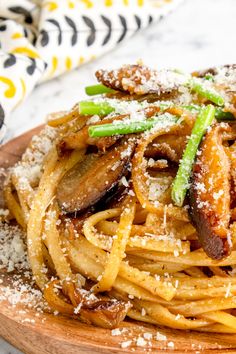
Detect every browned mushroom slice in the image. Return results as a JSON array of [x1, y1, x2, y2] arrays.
[[63, 282, 130, 329], [80, 300, 130, 329], [95, 64, 182, 96], [45, 280, 130, 329], [56, 141, 135, 213], [189, 124, 232, 260]]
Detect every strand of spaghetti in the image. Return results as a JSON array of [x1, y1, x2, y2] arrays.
[[130, 248, 236, 266], [69, 235, 182, 305], [11, 173, 33, 221], [98, 219, 197, 240], [27, 147, 85, 290], [119, 263, 176, 301], [200, 311, 236, 330], [129, 301, 236, 332], [174, 285, 236, 301], [197, 324, 236, 333], [128, 260, 190, 275], [63, 236, 165, 303], [135, 300, 211, 330], [68, 236, 166, 303], [44, 203, 74, 282], [83, 209, 190, 253], [96, 220, 191, 253], [4, 178, 26, 229], [169, 297, 236, 317], [93, 196, 136, 293], [80, 223, 177, 301], [128, 235, 190, 254], [128, 309, 158, 324], [83, 208, 123, 249], [170, 276, 236, 289]]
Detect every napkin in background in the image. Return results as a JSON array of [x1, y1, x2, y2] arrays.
[[0, 0, 183, 143]]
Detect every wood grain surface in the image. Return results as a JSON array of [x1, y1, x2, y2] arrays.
[[1, 127, 236, 354]]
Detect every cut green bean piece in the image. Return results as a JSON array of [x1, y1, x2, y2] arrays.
[[171, 105, 215, 207], [79, 101, 114, 116], [190, 79, 225, 106], [88, 114, 178, 138], [85, 84, 116, 96]]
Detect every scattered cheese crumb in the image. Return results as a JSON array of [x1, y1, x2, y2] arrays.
[[167, 341, 174, 348], [120, 176, 129, 187], [111, 328, 121, 336], [143, 332, 153, 340], [156, 332, 167, 341], [121, 340, 132, 349], [0, 223, 28, 272], [136, 337, 147, 347]]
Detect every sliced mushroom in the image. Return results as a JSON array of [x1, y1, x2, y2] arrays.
[[96, 64, 183, 96], [80, 300, 130, 329], [189, 124, 232, 260], [57, 141, 135, 213], [64, 282, 131, 328], [45, 280, 130, 329]]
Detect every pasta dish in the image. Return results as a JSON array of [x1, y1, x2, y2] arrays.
[[2, 64, 236, 333]]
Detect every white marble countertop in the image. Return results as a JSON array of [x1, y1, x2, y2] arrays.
[[1, 0, 236, 352]]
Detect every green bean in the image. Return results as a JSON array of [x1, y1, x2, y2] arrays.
[[190, 79, 225, 106], [88, 114, 178, 137], [85, 84, 116, 96], [79, 101, 114, 116], [171, 105, 215, 207]]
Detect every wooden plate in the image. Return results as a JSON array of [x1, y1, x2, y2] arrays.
[[1, 127, 236, 354]]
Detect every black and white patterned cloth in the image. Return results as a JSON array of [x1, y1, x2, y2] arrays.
[[0, 0, 183, 143]]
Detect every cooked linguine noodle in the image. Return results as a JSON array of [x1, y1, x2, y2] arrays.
[[3, 64, 236, 332]]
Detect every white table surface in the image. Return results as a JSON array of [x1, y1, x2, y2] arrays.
[[1, 0, 236, 352]]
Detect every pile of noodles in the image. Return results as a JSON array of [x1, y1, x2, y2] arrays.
[[3, 83, 236, 333]]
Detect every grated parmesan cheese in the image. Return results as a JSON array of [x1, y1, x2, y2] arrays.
[[121, 340, 132, 349], [156, 332, 167, 341], [136, 337, 147, 347], [0, 223, 28, 272]]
